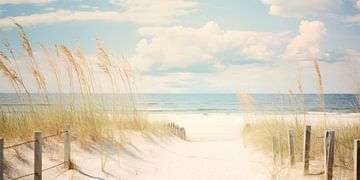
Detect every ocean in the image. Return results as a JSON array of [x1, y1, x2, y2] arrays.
[[0, 93, 359, 114]]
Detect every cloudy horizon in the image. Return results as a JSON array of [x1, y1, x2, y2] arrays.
[[0, 0, 359, 93]]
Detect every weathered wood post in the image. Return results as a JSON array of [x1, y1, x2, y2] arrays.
[[171, 123, 175, 134], [278, 134, 283, 165], [175, 125, 179, 137], [173, 123, 176, 135], [179, 127, 183, 139], [64, 124, 71, 169], [354, 139, 360, 180], [173, 124, 176, 136], [167, 122, 171, 132], [288, 128, 295, 167], [0, 138, 3, 180], [34, 131, 42, 180], [272, 136, 278, 162], [324, 131, 335, 180], [183, 128, 187, 140], [303, 125, 311, 175], [180, 127, 185, 140]]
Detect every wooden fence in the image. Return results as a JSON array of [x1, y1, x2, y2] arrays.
[[1, 122, 187, 180], [272, 125, 360, 180], [0, 124, 71, 180], [167, 122, 187, 140]]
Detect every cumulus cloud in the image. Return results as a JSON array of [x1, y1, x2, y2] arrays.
[[345, 14, 360, 23], [137, 61, 358, 93], [0, 0, 197, 27], [0, 0, 53, 4], [132, 21, 288, 71], [260, 0, 342, 17], [342, 0, 360, 23], [357, 0, 360, 9], [285, 20, 327, 60], [79, 5, 99, 10]]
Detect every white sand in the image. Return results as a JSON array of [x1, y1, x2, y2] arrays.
[[5, 113, 360, 179]]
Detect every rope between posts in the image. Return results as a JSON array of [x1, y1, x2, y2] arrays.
[[4, 139, 35, 149], [9, 172, 34, 180], [42, 162, 65, 172], [3, 131, 66, 150], [42, 131, 65, 140], [8, 161, 65, 180]]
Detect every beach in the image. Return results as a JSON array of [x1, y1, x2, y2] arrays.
[[3, 112, 359, 179]]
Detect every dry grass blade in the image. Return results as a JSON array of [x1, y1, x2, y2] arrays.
[[12, 19, 49, 104], [313, 58, 323, 95], [236, 90, 256, 109], [97, 38, 111, 74], [12, 19, 36, 65], [2, 38, 16, 61], [59, 44, 86, 92], [0, 59, 19, 84], [313, 58, 326, 127], [0, 22, 168, 152]]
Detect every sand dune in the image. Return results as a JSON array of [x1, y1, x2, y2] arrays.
[[6, 113, 360, 179]]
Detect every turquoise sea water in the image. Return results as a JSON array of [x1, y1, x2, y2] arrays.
[[0, 93, 359, 114]]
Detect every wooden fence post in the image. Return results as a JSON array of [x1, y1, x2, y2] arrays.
[[178, 127, 182, 139], [324, 131, 335, 180], [288, 128, 295, 167], [354, 139, 360, 180], [34, 131, 42, 180], [303, 125, 311, 175], [175, 125, 179, 137], [64, 124, 71, 169], [273, 136, 278, 162], [180, 127, 185, 140], [183, 128, 187, 140], [167, 122, 171, 132], [171, 123, 175, 134], [278, 134, 283, 165], [0, 138, 3, 180]]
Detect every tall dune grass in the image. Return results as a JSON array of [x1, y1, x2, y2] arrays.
[[241, 59, 360, 178], [0, 21, 166, 146], [313, 58, 327, 127]]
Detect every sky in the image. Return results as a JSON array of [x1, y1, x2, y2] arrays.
[[0, 0, 360, 93]]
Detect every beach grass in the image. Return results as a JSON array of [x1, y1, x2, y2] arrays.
[[239, 60, 360, 178], [0, 21, 167, 146]]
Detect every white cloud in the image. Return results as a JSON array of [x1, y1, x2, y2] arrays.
[[260, 0, 342, 17], [344, 0, 360, 23], [44, 7, 55, 11], [357, 0, 360, 9], [285, 20, 327, 60], [0, 0, 197, 27], [344, 14, 360, 23], [0, 0, 53, 5], [0, 10, 123, 27], [79, 5, 99, 10], [138, 61, 358, 93], [132, 21, 288, 71]]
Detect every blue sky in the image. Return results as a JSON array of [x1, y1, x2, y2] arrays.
[[0, 0, 360, 93]]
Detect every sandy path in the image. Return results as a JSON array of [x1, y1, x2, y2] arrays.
[[126, 113, 273, 180], [131, 138, 271, 180]]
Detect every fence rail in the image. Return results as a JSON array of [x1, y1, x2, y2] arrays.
[[0, 124, 71, 180], [272, 125, 360, 180], [167, 122, 187, 141], [1, 122, 186, 180]]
